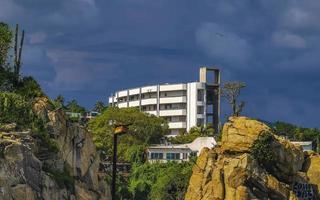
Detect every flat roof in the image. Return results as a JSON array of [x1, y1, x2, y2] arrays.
[[110, 81, 202, 96]]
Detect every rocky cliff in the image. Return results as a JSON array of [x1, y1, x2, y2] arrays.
[[185, 117, 320, 200], [0, 98, 111, 200]]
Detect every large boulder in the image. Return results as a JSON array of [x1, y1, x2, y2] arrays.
[[221, 117, 271, 153], [221, 117, 304, 180], [185, 116, 319, 200], [304, 153, 320, 193]]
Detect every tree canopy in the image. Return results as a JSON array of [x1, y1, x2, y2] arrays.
[[169, 125, 215, 144], [128, 162, 193, 200], [89, 107, 169, 162], [93, 101, 106, 113], [65, 99, 86, 114], [0, 22, 13, 67]]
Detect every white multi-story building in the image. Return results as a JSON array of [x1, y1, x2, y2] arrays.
[[108, 67, 220, 136]]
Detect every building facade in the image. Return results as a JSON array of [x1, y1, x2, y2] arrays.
[[147, 137, 217, 163], [108, 67, 220, 136]]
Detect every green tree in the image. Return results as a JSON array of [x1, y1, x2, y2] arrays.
[[128, 162, 193, 200], [54, 94, 65, 108], [66, 99, 86, 114], [15, 76, 44, 99], [0, 92, 34, 129], [93, 101, 106, 113], [0, 22, 13, 68], [169, 124, 215, 144], [89, 107, 169, 162]]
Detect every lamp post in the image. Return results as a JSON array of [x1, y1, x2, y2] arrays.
[[111, 124, 129, 200]]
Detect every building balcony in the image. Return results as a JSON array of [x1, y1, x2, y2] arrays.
[[141, 98, 157, 105], [145, 111, 157, 116], [159, 84, 187, 92], [159, 96, 187, 104], [168, 122, 187, 129], [128, 88, 140, 95], [117, 90, 128, 98], [129, 100, 139, 107], [141, 85, 158, 93], [118, 102, 128, 108], [159, 109, 187, 116]]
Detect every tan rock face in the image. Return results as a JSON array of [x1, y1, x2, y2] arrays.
[[221, 116, 271, 153], [185, 116, 319, 200], [304, 154, 320, 192], [0, 97, 111, 200], [4, 143, 23, 162]]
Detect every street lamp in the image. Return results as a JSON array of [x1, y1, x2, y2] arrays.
[[111, 123, 130, 200]]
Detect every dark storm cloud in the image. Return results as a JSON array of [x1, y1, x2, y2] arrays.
[[0, 0, 319, 126]]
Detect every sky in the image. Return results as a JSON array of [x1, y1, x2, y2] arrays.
[[1, 0, 320, 127]]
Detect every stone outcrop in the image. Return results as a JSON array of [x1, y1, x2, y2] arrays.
[[185, 116, 319, 200], [0, 97, 111, 200]]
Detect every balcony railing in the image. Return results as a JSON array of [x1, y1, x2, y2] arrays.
[[159, 109, 187, 116], [160, 96, 187, 104], [168, 122, 187, 129]]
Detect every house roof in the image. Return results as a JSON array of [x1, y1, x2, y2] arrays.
[[148, 137, 217, 152]]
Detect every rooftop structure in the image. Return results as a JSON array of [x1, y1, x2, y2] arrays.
[[291, 141, 313, 152], [108, 67, 221, 136], [147, 137, 217, 163]]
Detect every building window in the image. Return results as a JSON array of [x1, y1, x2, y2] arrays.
[[166, 153, 180, 160], [197, 118, 204, 126], [190, 151, 197, 157], [150, 152, 163, 159], [197, 106, 204, 114], [197, 89, 204, 101], [183, 153, 188, 159]]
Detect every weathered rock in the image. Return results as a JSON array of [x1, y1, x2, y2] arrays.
[[0, 123, 17, 132], [269, 137, 305, 181], [221, 116, 271, 153], [185, 116, 318, 200], [4, 143, 23, 161], [0, 97, 111, 200], [11, 184, 36, 200], [304, 154, 320, 194]]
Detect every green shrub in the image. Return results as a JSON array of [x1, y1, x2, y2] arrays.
[[37, 131, 59, 153], [251, 131, 275, 169], [15, 76, 44, 99], [128, 162, 193, 200], [0, 92, 35, 128]]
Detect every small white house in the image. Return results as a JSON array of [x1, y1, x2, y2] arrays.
[[147, 137, 217, 163], [291, 141, 313, 152]]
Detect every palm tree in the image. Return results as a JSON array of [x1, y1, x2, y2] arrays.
[[93, 101, 105, 113], [54, 94, 65, 107], [189, 125, 215, 136], [66, 99, 86, 114]]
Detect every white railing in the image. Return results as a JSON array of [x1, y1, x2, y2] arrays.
[[159, 109, 187, 116]]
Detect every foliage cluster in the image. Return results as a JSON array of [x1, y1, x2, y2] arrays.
[[251, 131, 276, 170], [273, 121, 320, 142], [168, 125, 215, 144], [127, 162, 193, 200], [89, 107, 169, 162], [0, 22, 13, 67], [0, 92, 35, 128]]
